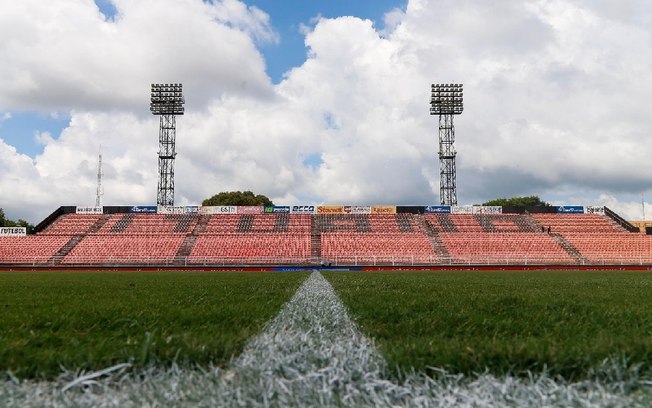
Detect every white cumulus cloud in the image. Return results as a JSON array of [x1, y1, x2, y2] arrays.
[[0, 0, 651, 223]]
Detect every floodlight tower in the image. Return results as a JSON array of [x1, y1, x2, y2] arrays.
[[150, 83, 184, 206], [430, 83, 463, 206]]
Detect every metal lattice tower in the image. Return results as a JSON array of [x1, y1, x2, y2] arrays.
[[95, 147, 103, 207], [150, 83, 184, 206], [430, 83, 463, 206]]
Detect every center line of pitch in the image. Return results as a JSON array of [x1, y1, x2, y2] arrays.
[[216, 270, 405, 406]]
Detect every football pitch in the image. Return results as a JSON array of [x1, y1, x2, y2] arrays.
[[2, 269, 652, 406], [0, 271, 308, 378], [325, 270, 652, 380]]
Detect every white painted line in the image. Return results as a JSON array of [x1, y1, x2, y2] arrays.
[[2, 271, 650, 407]]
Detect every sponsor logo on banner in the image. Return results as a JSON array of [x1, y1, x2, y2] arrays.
[[200, 206, 215, 215], [76, 206, 103, 215], [317, 206, 345, 214], [585, 206, 605, 215], [130, 205, 157, 214], [264, 206, 291, 214], [215, 205, 238, 214], [556, 205, 584, 214], [352, 206, 371, 214], [291, 205, 316, 214], [158, 206, 185, 214], [199, 206, 235, 215], [238, 206, 263, 214], [184, 206, 200, 214], [424, 205, 451, 214], [452, 206, 473, 214], [0, 227, 27, 236], [452, 205, 503, 214], [342, 206, 371, 214], [371, 206, 396, 214], [473, 206, 502, 214]]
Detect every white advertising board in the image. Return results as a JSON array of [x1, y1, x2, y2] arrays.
[[76, 206, 103, 215], [0, 227, 26, 236]]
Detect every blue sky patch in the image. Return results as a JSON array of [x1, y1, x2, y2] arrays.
[[303, 152, 324, 169], [0, 112, 70, 156], [246, 0, 406, 83], [323, 112, 339, 130], [94, 0, 118, 21]]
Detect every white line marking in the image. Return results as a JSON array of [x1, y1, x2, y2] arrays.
[[2, 271, 650, 406]]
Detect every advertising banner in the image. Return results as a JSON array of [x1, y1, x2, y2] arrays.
[[452, 205, 474, 214], [473, 206, 502, 214], [585, 206, 605, 215], [199, 206, 215, 215], [238, 206, 264, 214], [424, 205, 451, 214], [264, 206, 291, 214], [344, 206, 371, 214], [452, 206, 503, 214], [555, 205, 584, 214], [184, 206, 200, 214], [130, 205, 157, 214], [76, 206, 103, 215], [291, 205, 316, 214], [158, 206, 185, 214], [371, 206, 397, 214], [201, 206, 237, 214], [199, 206, 236, 215], [0, 227, 27, 236], [316, 205, 345, 214]]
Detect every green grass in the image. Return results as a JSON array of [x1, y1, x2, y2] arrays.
[[0, 271, 308, 379], [325, 271, 652, 380]]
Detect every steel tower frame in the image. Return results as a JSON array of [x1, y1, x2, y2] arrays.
[[95, 147, 103, 207], [150, 83, 184, 206], [430, 83, 463, 206]]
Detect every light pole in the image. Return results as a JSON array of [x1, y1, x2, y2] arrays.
[[430, 83, 463, 206], [150, 83, 184, 206]]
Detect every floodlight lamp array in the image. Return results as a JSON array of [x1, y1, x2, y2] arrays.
[[150, 83, 185, 115], [430, 83, 463, 115]]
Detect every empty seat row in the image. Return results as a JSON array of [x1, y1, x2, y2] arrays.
[[531, 214, 625, 234], [202, 214, 311, 234], [440, 233, 574, 264], [321, 232, 438, 264], [94, 214, 199, 235], [0, 236, 70, 263], [189, 234, 311, 264], [62, 235, 185, 264], [565, 234, 652, 263], [40, 214, 103, 235]]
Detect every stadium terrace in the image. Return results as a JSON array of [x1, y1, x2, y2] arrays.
[[1, 204, 651, 269]]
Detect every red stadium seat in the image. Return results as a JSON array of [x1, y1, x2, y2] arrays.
[[3, 210, 650, 267]]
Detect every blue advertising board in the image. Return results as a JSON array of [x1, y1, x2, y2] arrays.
[[129, 205, 157, 214], [555, 205, 584, 214], [424, 205, 452, 214]]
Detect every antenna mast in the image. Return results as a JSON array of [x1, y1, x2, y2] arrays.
[[95, 147, 103, 207]]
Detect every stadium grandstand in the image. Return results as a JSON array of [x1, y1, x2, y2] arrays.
[[1, 203, 651, 268]]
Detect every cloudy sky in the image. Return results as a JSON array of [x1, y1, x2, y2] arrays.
[[1, 0, 651, 223]]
